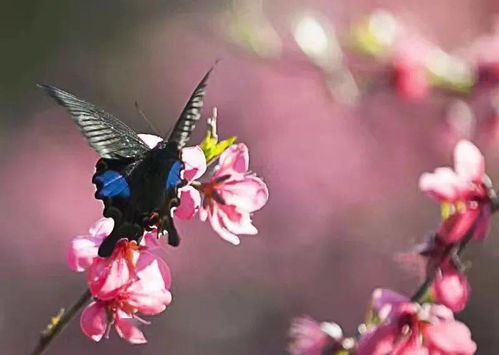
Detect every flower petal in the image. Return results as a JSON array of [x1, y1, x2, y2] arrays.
[[472, 205, 491, 241], [182, 146, 207, 181], [174, 186, 201, 220], [431, 265, 470, 313], [87, 241, 136, 300], [357, 323, 398, 355], [216, 143, 249, 176], [114, 309, 148, 344], [424, 320, 477, 354], [125, 251, 173, 314], [219, 176, 269, 212], [80, 301, 108, 342], [419, 168, 463, 202], [454, 140, 485, 182], [207, 207, 241, 245], [438, 208, 480, 244], [88, 217, 114, 237], [67, 234, 104, 272], [371, 288, 409, 321], [138, 134, 163, 149]]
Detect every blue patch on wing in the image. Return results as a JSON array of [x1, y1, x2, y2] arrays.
[[166, 160, 183, 190], [94, 170, 131, 198]]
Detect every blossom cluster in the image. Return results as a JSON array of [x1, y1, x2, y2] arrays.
[[288, 140, 495, 354], [67, 118, 269, 344]]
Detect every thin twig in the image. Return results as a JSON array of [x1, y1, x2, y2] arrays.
[[31, 289, 92, 355]]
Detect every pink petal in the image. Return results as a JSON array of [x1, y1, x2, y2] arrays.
[[288, 317, 330, 355], [371, 288, 409, 320], [174, 186, 201, 220], [216, 143, 249, 176], [114, 309, 148, 344], [424, 321, 477, 354], [138, 134, 163, 149], [67, 234, 104, 272], [140, 231, 162, 250], [181, 146, 207, 181], [357, 323, 398, 355], [419, 168, 463, 202], [88, 242, 136, 300], [88, 217, 114, 237], [454, 140, 485, 182], [472, 206, 491, 241], [438, 208, 480, 244], [126, 251, 172, 314], [219, 176, 269, 212], [431, 266, 470, 313], [427, 304, 455, 321], [207, 206, 241, 245], [80, 301, 108, 342], [218, 204, 258, 235]]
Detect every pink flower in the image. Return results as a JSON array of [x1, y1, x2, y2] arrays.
[[173, 146, 207, 220], [288, 317, 343, 355], [392, 38, 432, 100], [80, 250, 172, 344], [67, 218, 113, 272], [68, 218, 164, 300], [357, 289, 476, 355], [176, 143, 269, 245], [431, 262, 470, 313], [419, 140, 492, 243]]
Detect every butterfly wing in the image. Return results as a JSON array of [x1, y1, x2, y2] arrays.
[[38, 84, 150, 159], [167, 64, 216, 148]]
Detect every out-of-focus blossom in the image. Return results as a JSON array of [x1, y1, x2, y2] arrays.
[[288, 316, 344, 355], [419, 140, 492, 243], [468, 19, 499, 85], [357, 289, 476, 355], [200, 143, 268, 245], [431, 261, 470, 313], [80, 249, 172, 344], [391, 38, 432, 100]]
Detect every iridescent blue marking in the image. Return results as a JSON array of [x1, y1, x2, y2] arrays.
[[166, 160, 183, 190], [95, 170, 130, 198]]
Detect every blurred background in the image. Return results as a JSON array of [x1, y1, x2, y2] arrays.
[[3, 0, 499, 354]]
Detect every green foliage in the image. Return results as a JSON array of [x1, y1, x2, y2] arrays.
[[199, 109, 236, 164]]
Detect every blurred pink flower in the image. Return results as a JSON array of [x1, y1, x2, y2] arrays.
[[358, 289, 476, 355], [431, 262, 470, 313], [392, 39, 431, 100], [199, 143, 269, 245], [419, 140, 492, 243], [288, 317, 343, 355], [80, 249, 172, 344]]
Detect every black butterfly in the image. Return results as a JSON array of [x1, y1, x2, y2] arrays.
[[39, 66, 214, 257]]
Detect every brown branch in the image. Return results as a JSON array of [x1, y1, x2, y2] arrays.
[[31, 289, 92, 355]]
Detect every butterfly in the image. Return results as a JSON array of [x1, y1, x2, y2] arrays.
[[39, 66, 214, 257]]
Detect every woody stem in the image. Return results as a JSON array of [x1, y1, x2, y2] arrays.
[[30, 289, 92, 355]]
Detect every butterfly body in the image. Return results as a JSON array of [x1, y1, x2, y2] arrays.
[[40, 65, 214, 257], [94, 141, 184, 256]]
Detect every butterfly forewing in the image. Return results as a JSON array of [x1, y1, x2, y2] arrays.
[[38, 84, 150, 159], [167, 64, 216, 148]]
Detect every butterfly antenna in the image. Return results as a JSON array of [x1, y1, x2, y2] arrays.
[[135, 101, 161, 136]]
